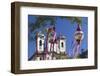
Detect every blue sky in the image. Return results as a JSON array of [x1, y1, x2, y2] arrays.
[[28, 15, 88, 59]]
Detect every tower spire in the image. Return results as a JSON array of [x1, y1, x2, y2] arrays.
[[76, 24, 81, 31]]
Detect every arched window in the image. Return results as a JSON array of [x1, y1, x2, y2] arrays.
[[61, 42, 64, 48], [39, 40, 42, 46]]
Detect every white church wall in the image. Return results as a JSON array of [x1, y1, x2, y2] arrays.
[[37, 35, 45, 53], [54, 43, 57, 52], [56, 43, 60, 54], [48, 42, 58, 52], [48, 42, 51, 52]]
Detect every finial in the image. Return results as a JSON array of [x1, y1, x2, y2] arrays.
[[76, 24, 81, 31]]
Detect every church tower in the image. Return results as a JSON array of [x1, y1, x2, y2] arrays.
[[59, 35, 66, 53], [36, 32, 45, 53]]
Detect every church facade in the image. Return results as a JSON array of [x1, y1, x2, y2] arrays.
[[30, 27, 67, 60]]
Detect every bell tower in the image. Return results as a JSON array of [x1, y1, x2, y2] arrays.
[[36, 32, 45, 53], [59, 35, 66, 53]]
